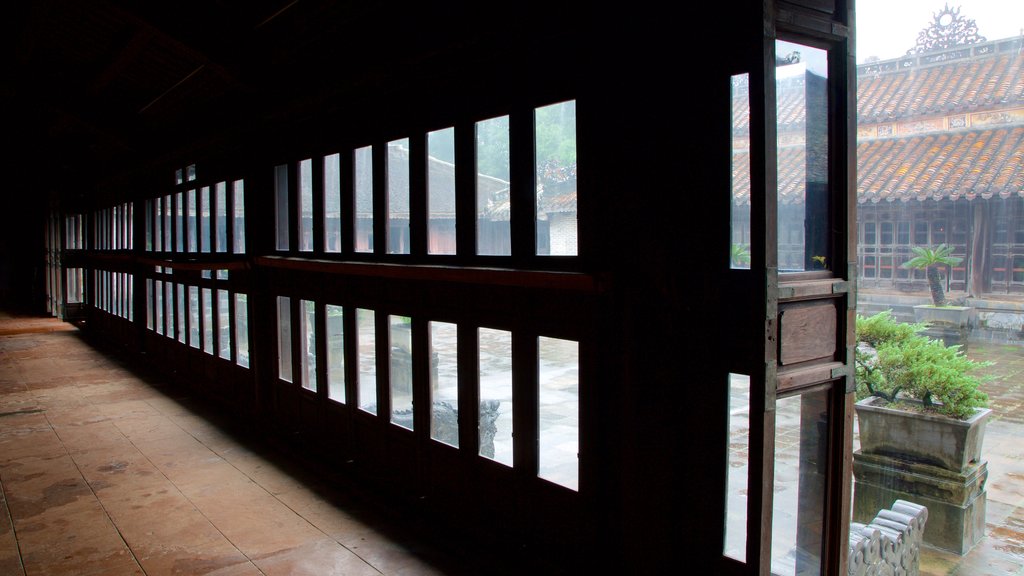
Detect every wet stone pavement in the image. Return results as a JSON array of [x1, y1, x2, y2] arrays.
[[914, 340, 1024, 576], [0, 312, 478, 576]]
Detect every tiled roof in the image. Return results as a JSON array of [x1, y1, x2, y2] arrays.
[[857, 126, 1024, 203], [732, 126, 1024, 205], [730, 38, 1024, 134], [857, 51, 1024, 123]]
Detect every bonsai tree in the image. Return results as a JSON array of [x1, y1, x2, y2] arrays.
[[901, 244, 963, 306], [855, 310, 990, 419]]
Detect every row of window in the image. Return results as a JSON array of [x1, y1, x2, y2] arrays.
[[275, 298, 580, 491], [92, 203, 134, 251], [93, 270, 133, 320], [145, 277, 250, 368], [144, 179, 247, 255], [65, 214, 84, 250], [274, 100, 578, 257]]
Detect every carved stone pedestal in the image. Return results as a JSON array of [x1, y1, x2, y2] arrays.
[[853, 451, 987, 555]]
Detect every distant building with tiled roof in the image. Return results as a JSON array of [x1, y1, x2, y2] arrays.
[[732, 29, 1024, 301], [852, 33, 1024, 299]]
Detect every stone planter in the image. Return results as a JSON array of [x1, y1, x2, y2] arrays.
[[853, 396, 991, 555], [856, 396, 990, 473], [913, 305, 972, 351]]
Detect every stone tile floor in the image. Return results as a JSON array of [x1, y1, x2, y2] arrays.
[[914, 339, 1024, 576], [2, 310, 1020, 575], [0, 312, 493, 576]]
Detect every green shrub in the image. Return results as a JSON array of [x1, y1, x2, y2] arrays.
[[854, 310, 990, 419]]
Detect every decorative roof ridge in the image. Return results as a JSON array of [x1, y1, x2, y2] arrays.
[[857, 35, 1022, 77]]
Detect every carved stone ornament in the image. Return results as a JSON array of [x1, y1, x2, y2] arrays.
[[908, 4, 987, 55]]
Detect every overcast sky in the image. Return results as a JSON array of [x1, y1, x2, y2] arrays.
[[856, 0, 1024, 63]]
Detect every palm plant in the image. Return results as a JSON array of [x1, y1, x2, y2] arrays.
[[901, 244, 962, 306], [731, 244, 751, 268]]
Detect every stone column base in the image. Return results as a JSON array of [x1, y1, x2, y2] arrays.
[[853, 451, 987, 555]]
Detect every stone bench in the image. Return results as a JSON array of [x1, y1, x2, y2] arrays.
[[849, 500, 928, 576]]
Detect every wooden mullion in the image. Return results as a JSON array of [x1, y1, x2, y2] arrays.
[[288, 160, 299, 253], [509, 106, 536, 265], [341, 149, 356, 255], [312, 155, 326, 257], [458, 323, 479, 457], [373, 143, 387, 257], [375, 309, 390, 423], [455, 120, 476, 260], [513, 330, 538, 479], [409, 133, 428, 257]]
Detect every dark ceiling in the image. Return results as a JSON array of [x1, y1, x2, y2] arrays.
[[3, 0, 552, 202]]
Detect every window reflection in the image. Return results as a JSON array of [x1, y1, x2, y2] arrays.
[[430, 321, 458, 446], [326, 305, 345, 403], [777, 40, 830, 273], [389, 315, 413, 428], [771, 390, 829, 576], [479, 327, 512, 465], [538, 336, 579, 490], [428, 128, 457, 255], [358, 309, 377, 413]]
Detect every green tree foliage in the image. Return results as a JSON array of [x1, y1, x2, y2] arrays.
[[901, 244, 963, 306], [731, 244, 750, 267], [855, 310, 990, 419]]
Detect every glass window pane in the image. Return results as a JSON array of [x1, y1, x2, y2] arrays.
[[215, 182, 227, 253], [324, 153, 342, 253], [771, 390, 829, 576], [217, 289, 231, 360], [479, 327, 512, 465], [154, 197, 162, 252], [189, 286, 200, 349], [186, 164, 196, 182], [299, 158, 313, 252], [476, 116, 511, 256], [387, 139, 410, 255], [145, 200, 153, 252], [276, 164, 290, 251], [357, 308, 377, 413], [164, 195, 172, 251], [538, 336, 578, 490], [187, 189, 197, 253], [235, 293, 249, 368], [300, 300, 317, 391], [155, 280, 164, 335], [429, 321, 458, 447], [165, 282, 174, 338], [326, 305, 345, 403], [233, 180, 246, 254], [175, 168, 183, 185], [278, 296, 293, 382], [390, 315, 413, 429], [428, 128, 456, 255], [724, 373, 750, 562], [175, 192, 184, 252], [202, 288, 213, 354], [777, 40, 829, 272], [177, 284, 185, 343], [200, 186, 210, 253], [355, 146, 374, 253], [535, 100, 577, 256], [732, 74, 752, 269]]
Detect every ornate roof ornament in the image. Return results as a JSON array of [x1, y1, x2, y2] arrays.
[[908, 4, 986, 55]]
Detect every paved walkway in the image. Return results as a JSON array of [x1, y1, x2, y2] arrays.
[[915, 339, 1024, 575], [0, 312, 474, 576]]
